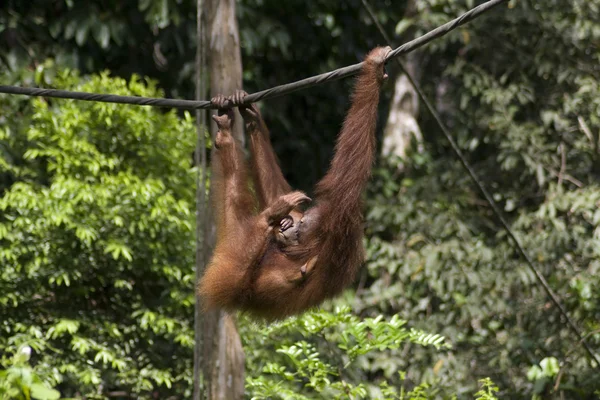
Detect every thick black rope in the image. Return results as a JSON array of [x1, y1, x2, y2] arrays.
[[0, 0, 507, 110], [360, 0, 600, 368]]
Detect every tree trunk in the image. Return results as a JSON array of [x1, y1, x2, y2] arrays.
[[381, 0, 423, 171], [201, 0, 245, 399], [381, 66, 423, 169]]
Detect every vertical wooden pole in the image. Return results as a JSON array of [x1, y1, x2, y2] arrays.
[[202, 0, 246, 398], [206, 0, 244, 143], [193, 0, 207, 398]]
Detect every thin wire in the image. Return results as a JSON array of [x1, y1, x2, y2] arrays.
[[0, 0, 507, 110], [361, 0, 600, 368]]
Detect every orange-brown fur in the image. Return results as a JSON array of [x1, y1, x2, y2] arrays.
[[198, 46, 390, 319]]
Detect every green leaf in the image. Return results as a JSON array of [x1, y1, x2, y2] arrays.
[[394, 18, 414, 36], [97, 24, 110, 49], [29, 384, 60, 400], [75, 22, 90, 46], [527, 365, 542, 381], [540, 357, 560, 377]]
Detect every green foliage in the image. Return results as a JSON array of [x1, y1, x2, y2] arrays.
[[0, 0, 197, 98], [358, 0, 600, 397], [242, 307, 452, 399], [2, 0, 600, 398], [526, 357, 561, 398], [0, 71, 198, 398], [473, 378, 498, 400], [242, 309, 501, 399], [0, 346, 60, 400]]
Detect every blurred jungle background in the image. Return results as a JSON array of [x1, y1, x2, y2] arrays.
[[1, 0, 599, 398]]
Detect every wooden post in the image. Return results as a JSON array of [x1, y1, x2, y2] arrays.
[[193, 0, 207, 398], [206, 0, 244, 144], [201, 0, 246, 399]]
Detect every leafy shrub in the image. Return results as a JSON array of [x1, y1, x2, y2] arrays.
[[0, 71, 198, 398], [0, 346, 60, 400]]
